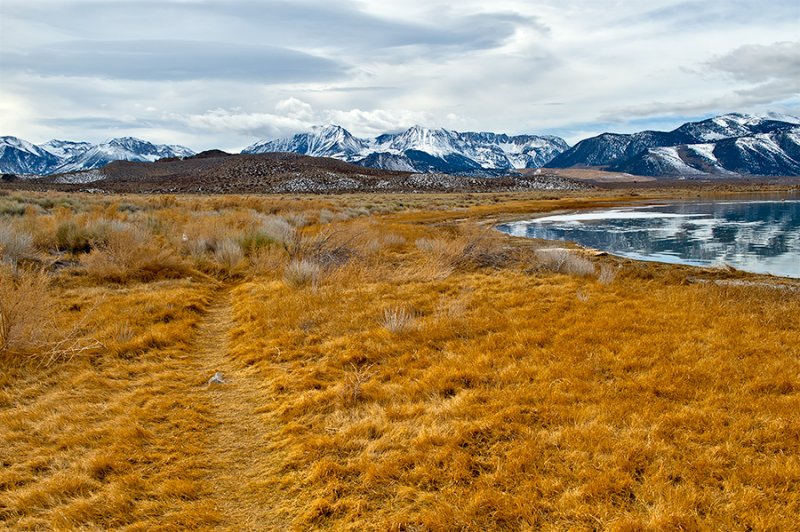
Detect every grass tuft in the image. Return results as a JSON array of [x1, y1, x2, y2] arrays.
[[283, 258, 321, 288]]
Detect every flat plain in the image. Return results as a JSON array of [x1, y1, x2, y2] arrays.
[[1, 187, 798, 530]]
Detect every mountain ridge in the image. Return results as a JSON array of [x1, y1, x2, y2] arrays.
[[3, 113, 800, 178], [242, 125, 569, 176], [547, 113, 800, 177], [0, 136, 196, 176]]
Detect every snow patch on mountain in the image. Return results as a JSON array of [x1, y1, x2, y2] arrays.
[[40, 140, 93, 159]]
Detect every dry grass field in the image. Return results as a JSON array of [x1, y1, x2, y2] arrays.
[[0, 188, 798, 530]]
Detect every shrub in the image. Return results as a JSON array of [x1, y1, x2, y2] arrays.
[[0, 267, 95, 365], [0, 223, 35, 268], [214, 238, 245, 274], [0, 268, 52, 357], [598, 263, 619, 285], [382, 233, 406, 249], [338, 363, 373, 406], [55, 221, 92, 253], [240, 215, 297, 255], [535, 248, 596, 277], [284, 258, 321, 288], [0, 199, 27, 216], [82, 226, 193, 283]]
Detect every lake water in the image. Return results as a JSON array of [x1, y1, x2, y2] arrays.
[[497, 196, 800, 278]]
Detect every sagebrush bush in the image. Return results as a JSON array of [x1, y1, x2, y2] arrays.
[[239, 215, 297, 256], [598, 263, 619, 285], [0, 222, 35, 268], [55, 220, 93, 253], [283, 258, 321, 288], [0, 267, 54, 358], [536, 248, 596, 277], [82, 226, 193, 283], [214, 238, 245, 274]]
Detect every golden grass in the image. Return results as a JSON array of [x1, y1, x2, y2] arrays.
[[0, 188, 798, 530]]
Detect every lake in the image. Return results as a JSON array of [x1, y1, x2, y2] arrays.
[[497, 195, 800, 278]]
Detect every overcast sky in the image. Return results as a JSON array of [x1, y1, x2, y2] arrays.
[[1, 0, 798, 150]]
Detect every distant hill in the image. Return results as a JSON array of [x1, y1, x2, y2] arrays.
[[19, 152, 586, 193], [547, 113, 800, 177]]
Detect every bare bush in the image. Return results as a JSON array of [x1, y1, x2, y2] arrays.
[[382, 306, 415, 333], [284, 258, 321, 288], [0, 223, 35, 268], [0, 268, 99, 364], [598, 264, 618, 285], [82, 225, 192, 283], [536, 249, 596, 277], [415, 237, 445, 254], [214, 238, 245, 273], [318, 209, 337, 225], [285, 212, 310, 228], [255, 215, 297, 248], [0, 268, 50, 356], [296, 231, 355, 269], [417, 229, 516, 273]]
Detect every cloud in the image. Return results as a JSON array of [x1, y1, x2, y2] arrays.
[[2, 1, 538, 57], [170, 100, 438, 140], [275, 98, 314, 121], [709, 41, 800, 84], [1, 0, 799, 150], [0, 40, 346, 82], [619, 0, 800, 32], [179, 109, 310, 139], [321, 108, 436, 137]]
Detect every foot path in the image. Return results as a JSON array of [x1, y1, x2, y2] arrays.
[[192, 288, 277, 530]]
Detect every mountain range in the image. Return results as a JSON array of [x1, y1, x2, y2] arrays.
[[2, 113, 800, 179], [0, 137, 195, 176], [546, 113, 800, 176], [242, 125, 569, 175]]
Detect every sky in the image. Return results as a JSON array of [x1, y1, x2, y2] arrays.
[[1, 0, 798, 151]]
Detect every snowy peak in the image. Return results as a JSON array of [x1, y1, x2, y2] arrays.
[[243, 124, 368, 160], [2, 135, 46, 155], [549, 113, 800, 177], [1, 136, 60, 175], [244, 125, 569, 175], [54, 137, 196, 173], [376, 126, 462, 157], [0, 136, 195, 175], [40, 140, 93, 159], [306, 124, 368, 157]]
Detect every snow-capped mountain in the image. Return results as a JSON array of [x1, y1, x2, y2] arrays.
[[1, 136, 61, 175], [244, 125, 368, 160], [610, 128, 800, 177], [548, 114, 800, 177], [53, 137, 196, 173], [39, 140, 93, 160], [243, 125, 569, 175], [0, 136, 196, 175]]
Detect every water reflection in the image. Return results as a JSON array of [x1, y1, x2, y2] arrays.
[[497, 200, 800, 278]]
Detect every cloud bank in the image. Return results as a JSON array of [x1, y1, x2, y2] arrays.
[[1, 0, 798, 149]]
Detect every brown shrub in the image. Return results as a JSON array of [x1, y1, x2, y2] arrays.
[[82, 226, 193, 283], [0, 267, 53, 357]]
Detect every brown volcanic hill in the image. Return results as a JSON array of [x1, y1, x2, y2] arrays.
[[25, 152, 589, 194]]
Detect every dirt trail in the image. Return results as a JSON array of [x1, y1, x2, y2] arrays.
[[192, 288, 277, 530]]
